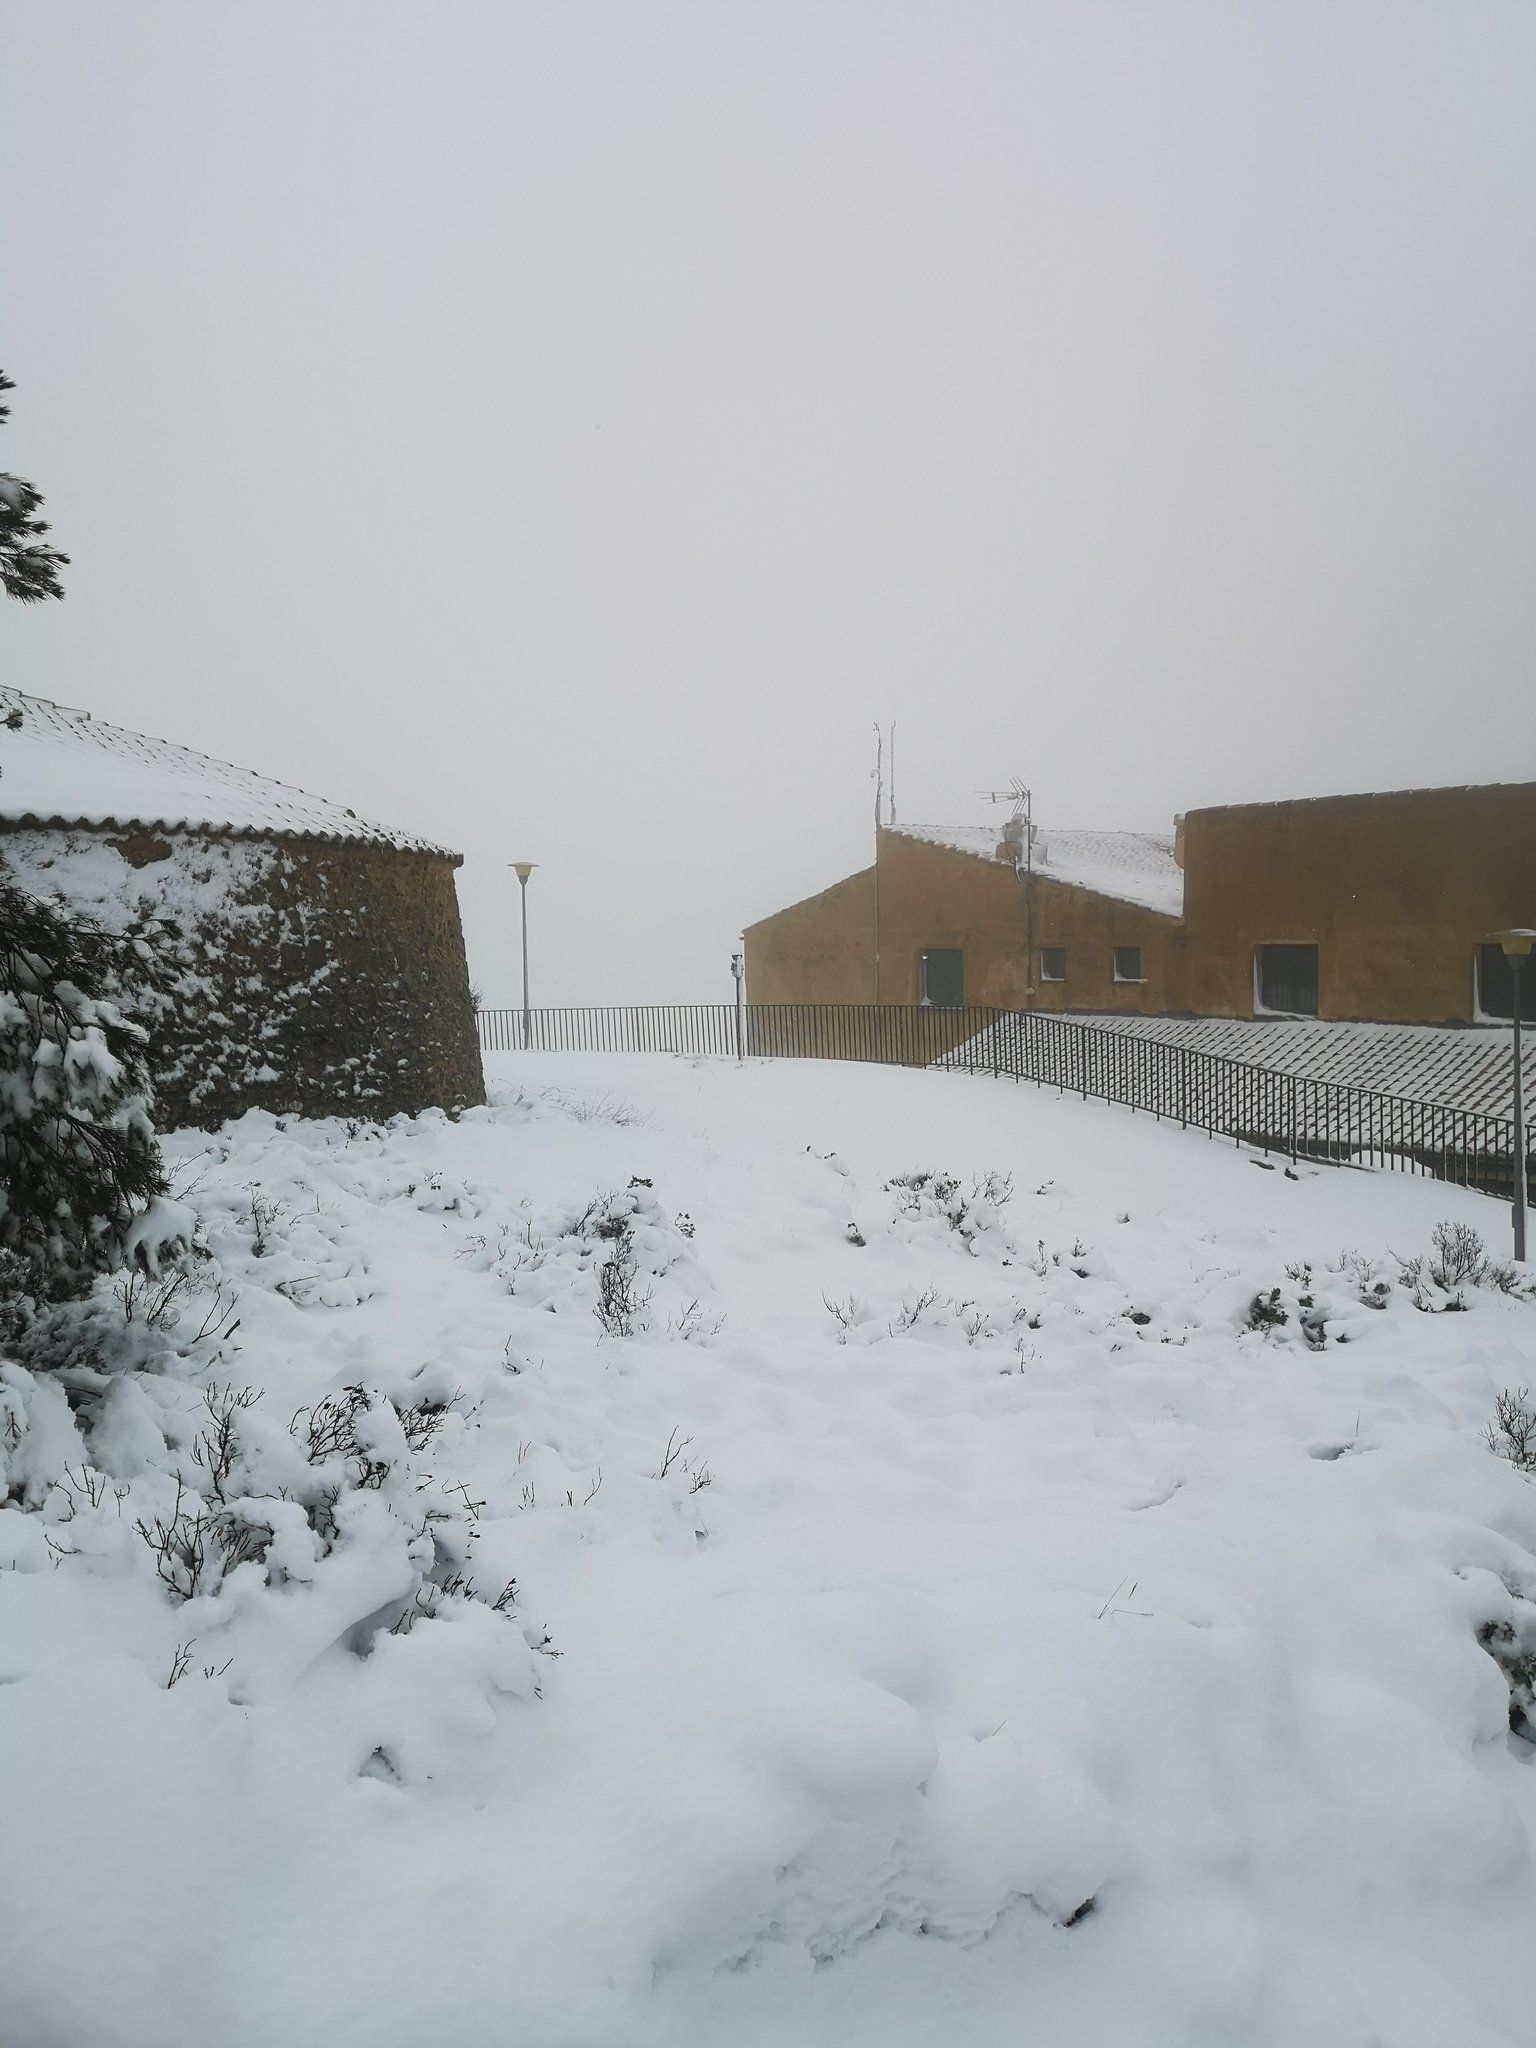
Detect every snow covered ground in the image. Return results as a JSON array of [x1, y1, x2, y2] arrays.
[[5, 1052, 1536, 2048]]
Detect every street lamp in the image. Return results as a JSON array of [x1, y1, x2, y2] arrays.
[[1492, 928, 1534, 1263], [510, 863, 537, 1050]]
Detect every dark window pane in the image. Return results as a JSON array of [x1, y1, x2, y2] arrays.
[[1114, 946, 1142, 982], [919, 948, 963, 1008], [1257, 944, 1319, 1016], [1040, 947, 1066, 982], [1479, 945, 1518, 1020]]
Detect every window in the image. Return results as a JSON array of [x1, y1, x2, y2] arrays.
[[918, 948, 963, 1008], [1113, 946, 1143, 983], [1039, 947, 1066, 983], [1477, 944, 1519, 1021], [1256, 944, 1319, 1016]]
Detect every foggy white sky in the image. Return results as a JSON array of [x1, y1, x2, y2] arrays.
[[4, 3, 1533, 1004]]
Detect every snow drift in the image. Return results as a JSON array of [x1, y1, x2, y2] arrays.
[[3, 1052, 1536, 2048]]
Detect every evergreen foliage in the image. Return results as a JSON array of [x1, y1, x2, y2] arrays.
[[0, 868, 179, 1296], [0, 370, 69, 603]]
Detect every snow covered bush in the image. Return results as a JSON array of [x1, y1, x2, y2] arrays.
[[885, 1168, 1015, 1259], [124, 1375, 543, 1687], [1486, 1387, 1536, 1472], [460, 1175, 701, 1337], [1396, 1221, 1526, 1311], [0, 867, 188, 1304]]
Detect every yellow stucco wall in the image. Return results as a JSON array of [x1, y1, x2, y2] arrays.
[[868, 833, 1024, 1006], [743, 866, 877, 1003], [742, 782, 1536, 1027], [1028, 876, 1183, 1015], [866, 832, 1180, 1010], [1178, 784, 1536, 1023], [744, 833, 1181, 1012]]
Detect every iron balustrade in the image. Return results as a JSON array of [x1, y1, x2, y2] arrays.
[[475, 1003, 1532, 1205]]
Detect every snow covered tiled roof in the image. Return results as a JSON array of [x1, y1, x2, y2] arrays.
[[1051, 1012, 1535, 1118], [0, 689, 454, 856], [891, 822, 1184, 917]]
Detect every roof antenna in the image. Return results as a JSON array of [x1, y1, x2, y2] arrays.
[[978, 777, 1033, 873], [872, 722, 884, 832], [888, 723, 896, 825]]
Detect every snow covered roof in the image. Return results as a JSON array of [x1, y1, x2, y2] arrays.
[[1041, 1011, 1535, 1118], [0, 689, 455, 856], [890, 822, 1184, 917]]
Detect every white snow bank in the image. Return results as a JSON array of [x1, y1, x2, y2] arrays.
[[2, 1052, 1536, 2048]]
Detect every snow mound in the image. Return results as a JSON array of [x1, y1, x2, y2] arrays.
[[3, 1053, 1536, 2048]]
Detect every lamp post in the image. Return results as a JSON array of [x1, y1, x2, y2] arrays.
[[1492, 929, 1534, 1263], [510, 863, 536, 1050], [731, 950, 746, 1063]]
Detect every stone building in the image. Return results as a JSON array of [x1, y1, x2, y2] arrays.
[[0, 688, 484, 1128], [744, 782, 1536, 1028]]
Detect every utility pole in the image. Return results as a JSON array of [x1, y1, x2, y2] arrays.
[[981, 779, 1035, 1008]]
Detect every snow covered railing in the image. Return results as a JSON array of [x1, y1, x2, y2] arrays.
[[476, 1004, 1532, 1203]]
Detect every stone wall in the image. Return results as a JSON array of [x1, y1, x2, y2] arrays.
[[1, 826, 484, 1129]]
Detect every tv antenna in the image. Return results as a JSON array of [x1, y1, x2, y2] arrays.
[[977, 777, 1034, 875], [978, 775, 1031, 823], [979, 775, 1038, 1003]]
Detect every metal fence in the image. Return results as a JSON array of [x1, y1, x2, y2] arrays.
[[476, 1003, 1531, 1203]]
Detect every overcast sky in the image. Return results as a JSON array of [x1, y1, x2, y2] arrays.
[[4, 3, 1533, 1004]]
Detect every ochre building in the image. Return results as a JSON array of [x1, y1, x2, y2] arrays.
[[744, 783, 1536, 1028], [0, 688, 484, 1128]]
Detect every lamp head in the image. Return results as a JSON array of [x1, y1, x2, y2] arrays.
[[1492, 928, 1536, 961], [510, 862, 537, 882]]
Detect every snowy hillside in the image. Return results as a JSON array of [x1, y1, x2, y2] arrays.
[[4, 1053, 1536, 2048]]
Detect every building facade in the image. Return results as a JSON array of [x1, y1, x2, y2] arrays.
[[744, 782, 1536, 1028], [0, 689, 484, 1129]]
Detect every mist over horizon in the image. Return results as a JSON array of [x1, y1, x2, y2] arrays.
[[4, 2, 1533, 1004]]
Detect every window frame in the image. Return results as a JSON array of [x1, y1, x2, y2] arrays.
[[1112, 945, 1145, 985], [1253, 942, 1320, 1018], [1038, 946, 1067, 984]]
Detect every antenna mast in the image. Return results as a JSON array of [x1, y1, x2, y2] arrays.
[[978, 776, 1032, 869], [978, 776, 1036, 1007]]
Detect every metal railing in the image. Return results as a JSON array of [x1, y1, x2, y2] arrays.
[[475, 1003, 1531, 1203]]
